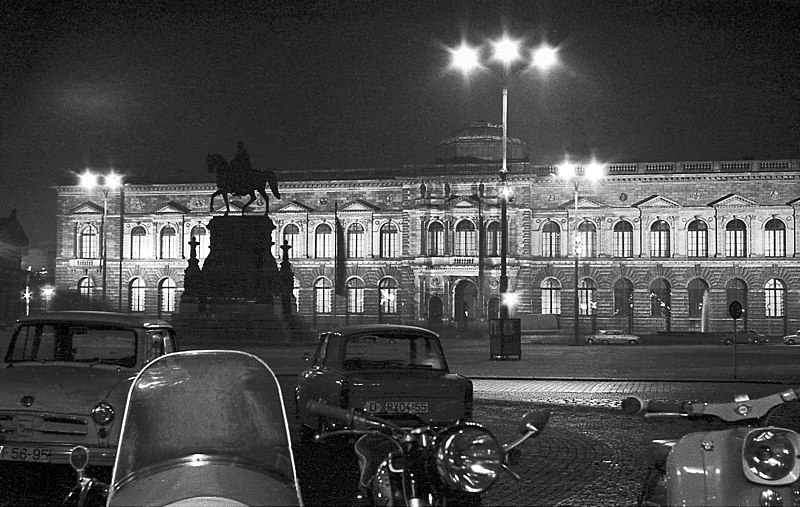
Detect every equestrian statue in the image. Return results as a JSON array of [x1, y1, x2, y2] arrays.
[[207, 141, 281, 215]]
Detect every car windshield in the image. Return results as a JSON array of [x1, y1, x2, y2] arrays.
[[113, 351, 296, 487], [340, 331, 446, 370], [5, 322, 138, 368]]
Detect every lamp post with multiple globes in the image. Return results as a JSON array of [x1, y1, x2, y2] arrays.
[[450, 34, 557, 319], [79, 171, 123, 307], [557, 161, 604, 345]]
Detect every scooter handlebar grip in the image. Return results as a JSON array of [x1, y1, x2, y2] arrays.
[[621, 396, 687, 415], [306, 400, 354, 425]]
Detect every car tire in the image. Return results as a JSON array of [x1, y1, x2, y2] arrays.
[[601, 340, 610, 345], [629, 340, 638, 345], [724, 339, 733, 345], [753, 339, 761, 345], [787, 339, 796, 345], [586, 338, 594, 345]]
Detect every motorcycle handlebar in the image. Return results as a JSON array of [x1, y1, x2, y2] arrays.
[[621, 396, 687, 415], [623, 388, 800, 421], [305, 400, 395, 431]]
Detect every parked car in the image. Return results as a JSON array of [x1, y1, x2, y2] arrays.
[[0, 311, 178, 467], [295, 324, 472, 441], [585, 329, 641, 345], [783, 330, 800, 345], [720, 329, 768, 345]]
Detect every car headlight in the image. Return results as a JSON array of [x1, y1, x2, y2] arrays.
[[436, 424, 503, 493], [743, 428, 800, 485], [91, 401, 115, 425]]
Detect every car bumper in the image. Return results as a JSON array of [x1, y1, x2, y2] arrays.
[[0, 442, 116, 467]]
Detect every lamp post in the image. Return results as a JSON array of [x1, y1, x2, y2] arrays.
[[80, 171, 122, 307], [557, 161, 603, 345], [450, 34, 557, 318]]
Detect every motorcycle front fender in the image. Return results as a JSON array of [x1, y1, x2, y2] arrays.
[[664, 427, 800, 506]]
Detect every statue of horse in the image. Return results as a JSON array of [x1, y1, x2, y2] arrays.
[[207, 153, 281, 215]]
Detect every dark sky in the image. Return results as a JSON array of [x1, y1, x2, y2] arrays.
[[2, 0, 799, 247]]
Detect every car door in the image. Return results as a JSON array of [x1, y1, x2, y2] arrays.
[[296, 333, 331, 425]]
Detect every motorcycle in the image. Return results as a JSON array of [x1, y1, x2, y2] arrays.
[[65, 350, 303, 506], [306, 399, 550, 506], [622, 387, 800, 506]]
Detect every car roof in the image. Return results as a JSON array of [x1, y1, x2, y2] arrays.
[[326, 324, 439, 338], [15, 311, 173, 329]]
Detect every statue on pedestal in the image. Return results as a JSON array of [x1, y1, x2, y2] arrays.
[[207, 141, 281, 215]]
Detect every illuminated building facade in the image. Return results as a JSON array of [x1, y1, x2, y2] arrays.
[[55, 124, 800, 335]]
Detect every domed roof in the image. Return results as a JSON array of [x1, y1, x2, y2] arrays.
[[434, 122, 530, 163]]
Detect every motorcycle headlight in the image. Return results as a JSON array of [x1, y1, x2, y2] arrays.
[[742, 428, 800, 485], [436, 424, 503, 493], [92, 401, 115, 425]]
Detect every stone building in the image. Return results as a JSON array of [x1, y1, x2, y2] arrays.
[[0, 209, 29, 325], [54, 123, 800, 335]]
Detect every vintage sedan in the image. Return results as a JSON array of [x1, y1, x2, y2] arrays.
[[295, 324, 472, 440], [585, 329, 641, 345], [720, 329, 768, 345], [783, 330, 800, 345], [0, 311, 178, 467]]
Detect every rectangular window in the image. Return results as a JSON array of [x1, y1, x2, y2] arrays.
[[765, 229, 785, 257], [614, 231, 632, 257], [687, 230, 707, 257]]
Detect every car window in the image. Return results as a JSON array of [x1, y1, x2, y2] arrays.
[[144, 329, 176, 362], [341, 333, 445, 370], [6, 323, 137, 368]]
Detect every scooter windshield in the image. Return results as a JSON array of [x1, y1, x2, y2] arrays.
[[110, 350, 301, 506]]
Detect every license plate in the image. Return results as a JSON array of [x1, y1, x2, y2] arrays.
[[384, 401, 428, 414], [0, 446, 51, 463]]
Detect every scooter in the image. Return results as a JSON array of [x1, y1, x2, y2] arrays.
[[64, 350, 303, 506], [307, 399, 549, 506], [623, 387, 800, 506]]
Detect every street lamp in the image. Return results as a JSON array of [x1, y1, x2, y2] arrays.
[[80, 171, 122, 307], [557, 160, 603, 345], [450, 34, 558, 318]]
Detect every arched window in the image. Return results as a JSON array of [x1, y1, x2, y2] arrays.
[[131, 226, 147, 259], [765, 278, 786, 318], [578, 278, 597, 316], [688, 278, 709, 318], [347, 223, 364, 258], [315, 224, 333, 258], [454, 220, 477, 256], [687, 220, 708, 257], [726, 278, 748, 321], [578, 221, 596, 257], [347, 277, 365, 313], [613, 221, 633, 258], [540, 278, 561, 315], [160, 226, 177, 259], [159, 278, 176, 314], [190, 225, 209, 259], [79, 225, 99, 259], [649, 220, 670, 258], [380, 222, 398, 258], [379, 278, 398, 315], [78, 277, 94, 300], [542, 222, 561, 258], [764, 219, 786, 257], [487, 221, 502, 257], [282, 224, 300, 258], [427, 222, 445, 256], [725, 219, 747, 257], [314, 278, 332, 313], [293, 277, 300, 313], [650, 279, 671, 318], [130, 278, 146, 312], [613, 278, 634, 316]]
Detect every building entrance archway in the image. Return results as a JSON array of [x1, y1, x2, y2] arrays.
[[454, 280, 478, 323], [428, 296, 443, 323]]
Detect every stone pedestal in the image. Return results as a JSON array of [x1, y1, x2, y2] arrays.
[[176, 215, 293, 344]]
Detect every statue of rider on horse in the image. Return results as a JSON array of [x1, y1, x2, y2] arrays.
[[207, 141, 281, 215]]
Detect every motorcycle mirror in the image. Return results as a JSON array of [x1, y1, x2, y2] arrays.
[[519, 410, 550, 434], [69, 446, 90, 473]]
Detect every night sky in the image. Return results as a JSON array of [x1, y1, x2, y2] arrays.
[[2, 0, 799, 248]]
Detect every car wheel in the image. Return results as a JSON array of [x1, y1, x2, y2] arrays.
[[629, 340, 638, 345], [587, 338, 594, 344], [753, 339, 761, 345], [602, 340, 610, 345], [788, 339, 796, 345], [724, 339, 733, 345]]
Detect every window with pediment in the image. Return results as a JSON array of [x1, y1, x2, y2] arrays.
[[347, 223, 364, 258], [427, 222, 445, 256], [130, 226, 147, 259], [79, 225, 99, 259], [725, 219, 747, 257], [649, 220, 670, 258], [380, 222, 398, 258], [764, 219, 786, 257], [314, 278, 332, 313], [315, 224, 333, 258], [454, 220, 477, 256], [282, 224, 300, 258], [687, 220, 708, 257], [578, 221, 596, 258], [613, 221, 633, 258], [542, 222, 560, 258], [160, 226, 177, 259]]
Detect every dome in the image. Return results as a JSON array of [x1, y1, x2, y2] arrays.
[[434, 122, 530, 163]]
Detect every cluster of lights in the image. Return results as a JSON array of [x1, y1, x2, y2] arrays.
[[449, 34, 558, 75], [557, 160, 605, 181], [79, 170, 123, 190]]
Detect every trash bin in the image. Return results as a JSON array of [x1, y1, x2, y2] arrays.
[[489, 318, 521, 360]]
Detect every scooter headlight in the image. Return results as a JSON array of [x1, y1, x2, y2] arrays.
[[92, 401, 115, 425], [742, 428, 800, 485], [436, 424, 503, 493]]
